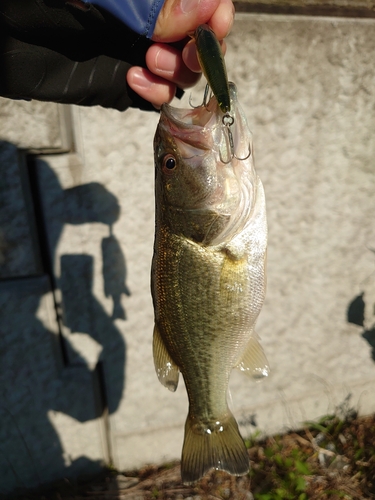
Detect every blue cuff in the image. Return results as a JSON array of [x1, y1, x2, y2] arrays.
[[82, 0, 165, 38]]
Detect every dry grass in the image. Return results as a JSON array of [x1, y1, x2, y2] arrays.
[[8, 411, 375, 500]]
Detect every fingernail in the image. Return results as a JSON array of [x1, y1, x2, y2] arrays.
[[180, 0, 201, 14], [155, 48, 175, 75], [130, 69, 152, 89]]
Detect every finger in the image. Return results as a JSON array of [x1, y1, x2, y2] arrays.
[[146, 44, 201, 89], [208, 0, 235, 40], [126, 67, 176, 109], [182, 38, 227, 73]]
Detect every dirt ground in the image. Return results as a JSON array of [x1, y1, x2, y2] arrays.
[[8, 410, 375, 500]]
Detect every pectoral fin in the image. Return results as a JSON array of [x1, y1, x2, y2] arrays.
[[235, 333, 270, 380], [153, 324, 179, 392]]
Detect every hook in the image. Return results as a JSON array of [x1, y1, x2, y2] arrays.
[[189, 84, 212, 110], [221, 113, 251, 163], [234, 143, 251, 162], [188, 93, 251, 163]]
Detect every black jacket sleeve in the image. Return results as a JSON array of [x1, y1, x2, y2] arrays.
[[0, 0, 181, 111]]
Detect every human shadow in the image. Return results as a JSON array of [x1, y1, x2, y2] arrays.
[[60, 253, 126, 412], [0, 147, 129, 494], [33, 159, 129, 413]]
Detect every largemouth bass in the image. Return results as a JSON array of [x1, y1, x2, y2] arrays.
[[152, 82, 269, 484]]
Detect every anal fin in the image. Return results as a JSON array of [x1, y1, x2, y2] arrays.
[[153, 324, 179, 392], [235, 333, 270, 380]]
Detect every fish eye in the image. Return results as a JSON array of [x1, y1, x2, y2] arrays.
[[162, 154, 177, 172]]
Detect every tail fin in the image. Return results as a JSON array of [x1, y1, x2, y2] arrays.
[[181, 411, 249, 485]]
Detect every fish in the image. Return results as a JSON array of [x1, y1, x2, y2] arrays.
[[151, 82, 269, 485], [193, 24, 230, 114]]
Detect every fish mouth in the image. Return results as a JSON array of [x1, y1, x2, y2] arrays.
[[159, 92, 221, 157], [160, 86, 222, 129], [159, 83, 252, 163]]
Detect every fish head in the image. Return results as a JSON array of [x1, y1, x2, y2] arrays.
[[154, 83, 257, 245]]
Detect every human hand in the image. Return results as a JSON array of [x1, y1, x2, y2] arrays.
[[127, 0, 234, 109]]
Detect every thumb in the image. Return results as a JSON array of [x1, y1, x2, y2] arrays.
[[152, 0, 220, 42]]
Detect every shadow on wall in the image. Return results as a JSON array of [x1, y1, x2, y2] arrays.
[[60, 183, 131, 320], [0, 147, 130, 493], [347, 258, 375, 362]]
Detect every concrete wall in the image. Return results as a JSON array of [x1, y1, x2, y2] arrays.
[[0, 104, 108, 493], [0, 12, 374, 494]]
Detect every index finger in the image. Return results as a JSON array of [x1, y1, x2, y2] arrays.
[[207, 0, 235, 40]]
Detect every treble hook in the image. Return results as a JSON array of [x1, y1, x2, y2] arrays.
[[188, 85, 251, 164], [220, 113, 251, 164], [189, 84, 212, 110]]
